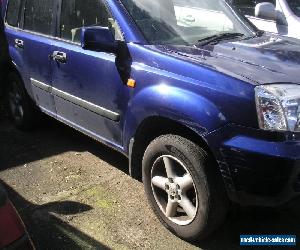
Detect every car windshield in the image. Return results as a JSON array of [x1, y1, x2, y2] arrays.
[[121, 0, 255, 45], [287, 0, 300, 17]]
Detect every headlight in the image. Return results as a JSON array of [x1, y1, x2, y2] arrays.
[[255, 84, 300, 132]]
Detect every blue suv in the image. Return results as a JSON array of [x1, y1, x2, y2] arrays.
[[2, 0, 300, 241]]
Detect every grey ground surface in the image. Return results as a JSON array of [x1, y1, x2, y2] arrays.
[[0, 108, 299, 250]]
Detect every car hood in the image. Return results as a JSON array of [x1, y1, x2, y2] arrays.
[[150, 34, 300, 85]]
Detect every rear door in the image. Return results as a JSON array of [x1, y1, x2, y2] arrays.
[[4, 0, 26, 81], [1, 0, 10, 86], [5, 0, 57, 115]]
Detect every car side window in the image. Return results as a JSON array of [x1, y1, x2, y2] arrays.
[[6, 0, 22, 27], [231, 0, 276, 17], [60, 0, 122, 43], [24, 0, 54, 35]]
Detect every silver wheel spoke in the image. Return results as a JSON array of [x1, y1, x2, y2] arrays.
[[151, 155, 198, 226], [165, 199, 178, 217], [18, 106, 24, 118], [177, 174, 193, 192], [180, 196, 196, 218], [152, 176, 167, 190], [13, 105, 18, 115], [163, 156, 176, 179]]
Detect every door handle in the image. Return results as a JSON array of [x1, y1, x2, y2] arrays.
[[51, 51, 67, 63], [183, 15, 195, 23], [15, 39, 24, 49]]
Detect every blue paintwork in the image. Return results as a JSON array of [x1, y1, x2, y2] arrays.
[[204, 124, 300, 205], [3, 0, 300, 206], [22, 32, 56, 113], [224, 136, 300, 160], [51, 38, 127, 145]]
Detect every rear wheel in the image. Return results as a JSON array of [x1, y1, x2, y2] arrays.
[[5, 72, 40, 130], [142, 134, 229, 241]]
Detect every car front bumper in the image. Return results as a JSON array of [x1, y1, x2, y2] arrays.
[[205, 125, 300, 207]]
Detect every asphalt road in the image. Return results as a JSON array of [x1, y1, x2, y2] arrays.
[[0, 109, 299, 250]]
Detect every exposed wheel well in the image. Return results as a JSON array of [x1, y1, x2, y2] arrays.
[[0, 63, 12, 97], [130, 116, 212, 180], [1, 63, 21, 89], [3, 64, 34, 101], [0, 62, 19, 106]]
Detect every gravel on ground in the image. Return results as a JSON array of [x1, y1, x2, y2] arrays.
[[0, 109, 299, 250]]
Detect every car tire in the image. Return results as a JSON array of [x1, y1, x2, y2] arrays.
[[142, 134, 229, 241], [5, 72, 40, 130]]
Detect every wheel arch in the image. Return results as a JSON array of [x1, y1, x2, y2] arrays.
[[4, 61, 35, 102], [129, 116, 215, 180], [3, 62, 24, 88]]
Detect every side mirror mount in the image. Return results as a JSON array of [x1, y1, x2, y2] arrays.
[[255, 2, 276, 20], [81, 26, 118, 53], [276, 11, 288, 25]]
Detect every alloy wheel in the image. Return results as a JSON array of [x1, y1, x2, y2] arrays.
[[151, 155, 198, 226]]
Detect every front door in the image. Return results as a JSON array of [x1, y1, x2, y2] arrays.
[[51, 0, 126, 146]]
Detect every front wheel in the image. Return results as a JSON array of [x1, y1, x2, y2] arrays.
[[142, 135, 229, 241]]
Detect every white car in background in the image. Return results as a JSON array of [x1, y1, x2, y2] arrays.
[[231, 0, 300, 39], [173, 0, 300, 39]]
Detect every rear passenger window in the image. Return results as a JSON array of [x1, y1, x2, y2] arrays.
[[6, 0, 22, 27], [24, 0, 54, 35], [60, 0, 111, 43]]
